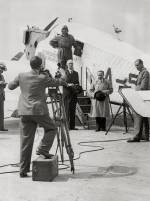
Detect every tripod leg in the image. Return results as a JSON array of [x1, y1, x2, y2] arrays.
[[105, 105, 122, 135], [123, 102, 128, 133], [109, 97, 114, 119], [48, 90, 75, 173], [55, 126, 64, 162], [50, 96, 64, 163], [127, 106, 134, 122], [60, 97, 75, 173]]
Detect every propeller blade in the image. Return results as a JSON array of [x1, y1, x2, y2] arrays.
[[11, 52, 24, 61], [44, 17, 58, 31]]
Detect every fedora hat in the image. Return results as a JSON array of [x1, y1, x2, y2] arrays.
[[94, 91, 106, 101]]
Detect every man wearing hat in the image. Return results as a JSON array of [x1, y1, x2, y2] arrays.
[[49, 25, 76, 69], [0, 63, 8, 131]]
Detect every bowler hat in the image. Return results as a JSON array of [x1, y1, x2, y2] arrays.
[[94, 91, 106, 101]]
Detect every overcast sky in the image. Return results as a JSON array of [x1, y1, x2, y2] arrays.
[[0, 0, 150, 60]]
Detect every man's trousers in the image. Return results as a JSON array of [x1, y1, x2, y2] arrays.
[[20, 115, 57, 174], [133, 112, 149, 140], [69, 95, 77, 129], [0, 99, 4, 130]]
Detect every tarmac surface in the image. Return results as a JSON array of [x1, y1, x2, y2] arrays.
[[0, 118, 150, 201]]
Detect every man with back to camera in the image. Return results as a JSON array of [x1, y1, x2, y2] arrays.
[[0, 63, 8, 131], [8, 56, 67, 177], [127, 59, 149, 142], [49, 25, 76, 69]]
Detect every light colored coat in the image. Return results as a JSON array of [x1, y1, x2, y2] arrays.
[[89, 79, 113, 118]]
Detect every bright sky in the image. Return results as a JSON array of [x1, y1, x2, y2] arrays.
[[0, 0, 150, 60]]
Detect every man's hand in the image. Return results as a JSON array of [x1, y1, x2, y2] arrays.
[[67, 83, 74, 87]]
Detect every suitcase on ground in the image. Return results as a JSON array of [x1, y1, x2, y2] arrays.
[[32, 155, 58, 181]]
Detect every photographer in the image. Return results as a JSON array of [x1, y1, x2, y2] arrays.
[[8, 56, 67, 178]]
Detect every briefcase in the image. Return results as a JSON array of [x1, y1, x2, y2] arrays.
[[32, 155, 58, 181]]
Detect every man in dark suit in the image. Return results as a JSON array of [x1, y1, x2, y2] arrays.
[[127, 59, 149, 142], [8, 56, 67, 177], [0, 63, 8, 131], [65, 59, 80, 130]]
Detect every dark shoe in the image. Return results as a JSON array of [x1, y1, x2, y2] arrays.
[[0, 128, 8, 131], [70, 128, 78, 130], [141, 133, 149, 141], [127, 138, 140, 143], [141, 137, 149, 141], [95, 129, 100, 132], [20, 172, 28, 178], [36, 150, 53, 159], [101, 128, 106, 131]]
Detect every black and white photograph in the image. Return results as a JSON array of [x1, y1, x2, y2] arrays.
[[0, 0, 150, 200]]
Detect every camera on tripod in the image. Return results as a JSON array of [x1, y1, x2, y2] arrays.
[[48, 87, 58, 96], [47, 87, 63, 100], [46, 86, 75, 173]]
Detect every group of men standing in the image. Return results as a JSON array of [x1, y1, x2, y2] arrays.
[[7, 25, 80, 177], [1, 24, 150, 178]]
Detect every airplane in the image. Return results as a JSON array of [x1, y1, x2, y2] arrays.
[[30, 18, 150, 101], [0, 18, 58, 118], [1, 17, 150, 119]]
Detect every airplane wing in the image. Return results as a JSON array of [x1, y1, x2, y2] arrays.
[[44, 17, 58, 31], [119, 88, 150, 117]]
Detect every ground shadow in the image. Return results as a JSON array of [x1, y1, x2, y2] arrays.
[[54, 165, 138, 182]]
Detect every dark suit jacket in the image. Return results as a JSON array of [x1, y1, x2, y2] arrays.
[[65, 70, 79, 95], [8, 70, 65, 116], [66, 70, 79, 85]]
